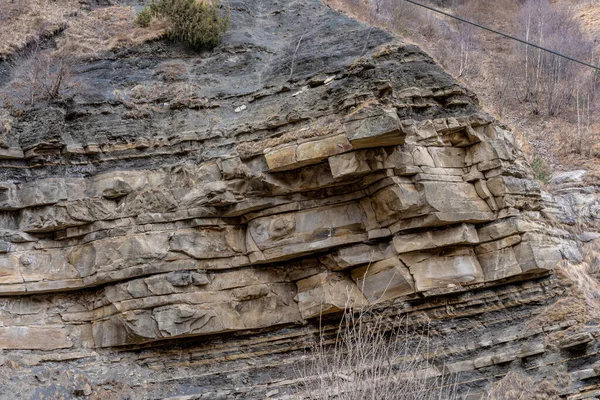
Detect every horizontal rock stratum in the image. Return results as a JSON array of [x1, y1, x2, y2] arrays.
[[0, 0, 596, 399]]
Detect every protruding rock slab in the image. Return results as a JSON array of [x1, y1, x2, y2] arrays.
[[93, 281, 301, 347], [344, 107, 405, 149], [295, 272, 366, 319], [0, 327, 73, 350], [320, 242, 395, 270], [393, 223, 479, 254], [514, 234, 562, 273], [248, 203, 368, 261], [351, 258, 415, 302], [399, 247, 484, 292]]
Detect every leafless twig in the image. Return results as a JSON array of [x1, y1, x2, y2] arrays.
[[293, 301, 459, 400], [360, 27, 373, 58], [289, 31, 306, 81]]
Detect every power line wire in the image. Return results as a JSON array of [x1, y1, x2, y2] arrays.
[[402, 0, 600, 72]]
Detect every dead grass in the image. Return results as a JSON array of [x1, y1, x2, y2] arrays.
[[559, 245, 600, 323], [323, 0, 371, 20], [582, 240, 600, 275], [1, 4, 170, 111], [130, 82, 192, 103], [122, 105, 152, 120], [531, 295, 586, 329], [55, 6, 167, 59], [575, 3, 600, 44], [109, 80, 210, 119], [0, 110, 13, 134], [294, 303, 458, 400], [1, 46, 80, 110], [0, 1, 167, 60], [485, 370, 571, 400], [0, 110, 13, 146], [0, 0, 80, 58], [127, 81, 208, 110], [155, 61, 188, 82], [530, 252, 600, 347]]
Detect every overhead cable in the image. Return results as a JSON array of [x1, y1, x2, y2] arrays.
[[403, 0, 600, 72]]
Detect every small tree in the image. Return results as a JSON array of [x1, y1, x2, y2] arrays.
[[136, 0, 229, 50], [135, 6, 153, 28], [1, 45, 73, 109]]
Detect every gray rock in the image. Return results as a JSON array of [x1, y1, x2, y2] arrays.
[[578, 231, 600, 242], [102, 179, 133, 199], [559, 332, 594, 349], [550, 170, 587, 185]]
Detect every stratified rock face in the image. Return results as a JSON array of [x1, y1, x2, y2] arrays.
[[0, 1, 594, 399]]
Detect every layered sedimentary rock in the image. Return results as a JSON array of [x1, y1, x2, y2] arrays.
[[0, 0, 597, 399]]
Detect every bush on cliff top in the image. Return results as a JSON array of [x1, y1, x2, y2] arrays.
[[136, 0, 229, 50]]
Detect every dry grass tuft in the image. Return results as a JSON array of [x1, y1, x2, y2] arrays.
[[532, 251, 600, 347], [155, 61, 188, 82], [127, 81, 208, 110], [0, 0, 80, 59], [576, 2, 600, 41], [0, 110, 13, 134], [0, 1, 168, 60], [294, 303, 458, 400], [55, 6, 167, 59], [130, 82, 192, 103], [485, 370, 571, 400], [557, 253, 600, 324], [531, 294, 586, 329], [0, 110, 13, 146]]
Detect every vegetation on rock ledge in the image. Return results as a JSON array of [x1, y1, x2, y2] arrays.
[[136, 0, 229, 50]]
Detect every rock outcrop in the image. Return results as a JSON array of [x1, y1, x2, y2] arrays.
[[0, 0, 597, 399]]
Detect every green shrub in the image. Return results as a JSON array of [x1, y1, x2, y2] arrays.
[[135, 5, 153, 28], [531, 155, 550, 184], [139, 0, 229, 50]]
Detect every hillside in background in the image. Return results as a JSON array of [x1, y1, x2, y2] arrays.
[[326, 0, 600, 181]]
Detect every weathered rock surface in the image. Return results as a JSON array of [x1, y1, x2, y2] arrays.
[[0, 0, 597, 399]]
